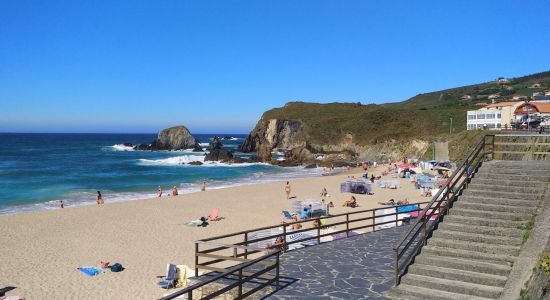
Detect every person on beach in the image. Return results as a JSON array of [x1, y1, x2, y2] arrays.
[[342, 196, 357, 207], [320, 187, 328, 197], [172, 186, 178, 196], [284, 181, 291, 199], [157, 186, 163, 197], [291, 216, 302, 230], [96, 191, 104, 205], [59, 200, 64, 209], [201, 180, 206, 192]]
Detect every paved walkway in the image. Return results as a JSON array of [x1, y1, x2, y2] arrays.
[[266, 225, 411, 300]]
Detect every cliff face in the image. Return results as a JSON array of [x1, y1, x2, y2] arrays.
[[239, 118, 306, 154]]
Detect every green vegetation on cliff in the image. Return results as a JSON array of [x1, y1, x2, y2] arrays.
[[258, 71, 550, 146]]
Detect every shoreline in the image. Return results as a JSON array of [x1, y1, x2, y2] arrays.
[[0, 164, 329, 217], [0, 165, 427, 299]]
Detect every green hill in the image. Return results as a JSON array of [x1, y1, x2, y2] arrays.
[[258, 71, 550, 146]]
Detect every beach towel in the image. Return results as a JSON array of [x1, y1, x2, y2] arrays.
[[77, 267, 103, 277]]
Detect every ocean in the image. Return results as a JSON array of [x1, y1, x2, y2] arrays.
[[0, 133, 323, 215]]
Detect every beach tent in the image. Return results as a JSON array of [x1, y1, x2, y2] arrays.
[[340, 180, 372, 194], [291, 199, 327, 216]]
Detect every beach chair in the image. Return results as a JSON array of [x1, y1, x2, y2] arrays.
[[282, 210, 295, 220], [208, 208, 223, 221], [158, 264, 178, 289]]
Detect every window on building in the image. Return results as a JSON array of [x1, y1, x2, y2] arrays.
[[497, 113, 501, 118], [486, 114, 495, 119]]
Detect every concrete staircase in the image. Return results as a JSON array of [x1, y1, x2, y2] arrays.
[[388, 161, 550, 300]]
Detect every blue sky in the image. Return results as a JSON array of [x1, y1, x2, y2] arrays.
[[1, 1, 549, 134]]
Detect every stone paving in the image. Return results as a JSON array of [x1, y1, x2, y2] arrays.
[[265, 225, 411, 300]]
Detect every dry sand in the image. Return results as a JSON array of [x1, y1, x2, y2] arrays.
[[0, 166, 427, 299]]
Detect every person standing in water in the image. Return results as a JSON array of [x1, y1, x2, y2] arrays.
[[96, 191, 104, 205], [157, 186, 163, 197], [201, 180, 206, 192], [172, 186, 178, 196], [284, 181, 291, 200], [59, 200, 64, 209]]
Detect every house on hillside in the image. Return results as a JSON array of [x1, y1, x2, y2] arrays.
[[512, 95, 528, 100], [529, 83, 543, 88], [466, 101, 524, 130], [488, 93, 501, 100], [461, 95, 473, 100], [496, 77, 511, 84], [513, 102, 550, 125]]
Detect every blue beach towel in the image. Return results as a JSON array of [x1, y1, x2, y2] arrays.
[[397, 205, 418, 213], [77, 267, 103, 277]]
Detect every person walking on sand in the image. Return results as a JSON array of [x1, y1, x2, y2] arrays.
[[172, 186, 178, 196], [96, 191, 104, 205], [157, 186, 163, 197], [201, 180, 206, 192], [284, 181, 291, 199]]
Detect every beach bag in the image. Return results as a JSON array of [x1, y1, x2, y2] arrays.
[[110, 263, 123, 272]]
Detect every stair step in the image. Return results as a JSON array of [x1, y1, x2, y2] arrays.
[[429, 237, 520, 256], [473, 173, 550, 182], [452, 201, 537, 214], [476, 168, 550, 176], [401, 274, 503, 298], [414, 255, 512, 276], [471, 178, 546, 188], [462, 189, 540, 200], [408, 264, 508, 287], [458, 195, 539, 207], [450, 207, 530, 221], [421, 245, 515, 266], [444, 215, 525, 228], [389, 284, 495, 300], [432, 229, 522, 246], [438, 222, 523, 238], [467, 183, 543, 194]]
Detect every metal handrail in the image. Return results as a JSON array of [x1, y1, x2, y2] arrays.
[[159, 249, 281, 300], [392, 134, 495, 285]]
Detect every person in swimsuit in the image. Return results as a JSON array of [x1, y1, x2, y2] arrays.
[[284, 181, 291, 199], [96, 191, 104, 205]]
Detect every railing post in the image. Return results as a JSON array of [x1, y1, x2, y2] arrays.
[[282, 224, 287, 252], [492, 135, 495, 160], [372, 210, 376, 232], [423, 220, 427, 246], [195, 242, 199, 277], [234, 247, 238, 259], [394, 246, 399, 285], [317, 216, 321, 244], [244, 232, 248, 259], [346, 213, 350, 237], [276, 252, 280, 290], [238, 269, 243, 297], [188, 290, 192, 300]]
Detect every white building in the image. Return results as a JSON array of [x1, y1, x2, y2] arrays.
[[466, 101, 523, 130]]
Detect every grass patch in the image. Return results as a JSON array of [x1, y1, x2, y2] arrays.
[[518, 219, 535, 245]]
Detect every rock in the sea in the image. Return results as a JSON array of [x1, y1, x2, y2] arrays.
[[188, 161, 203, 165], [204, 149, 234, 162], [287, 147, 315, 162], [207, 136, 223, 151], [152, 126, 200, 150], [223, 136, 233, 140], [123, 142, 133, 147], [304, 163, 318, 169], [133, 125, 200, 151]]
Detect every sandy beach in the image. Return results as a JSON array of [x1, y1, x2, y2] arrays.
[[0, 166, 427, 299]]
